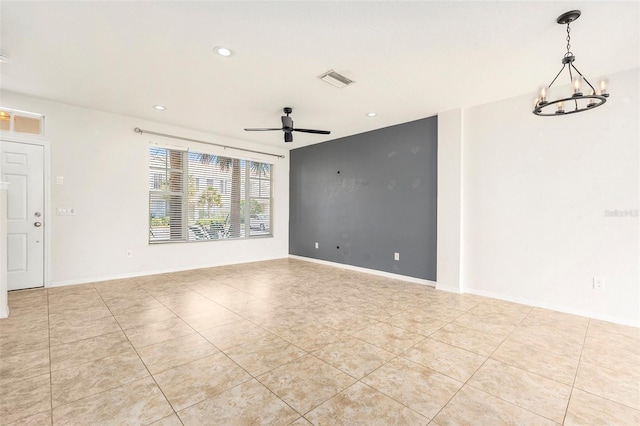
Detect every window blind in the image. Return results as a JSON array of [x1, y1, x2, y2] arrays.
[[149, 147, 272, 243]]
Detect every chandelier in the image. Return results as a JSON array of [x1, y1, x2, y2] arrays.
[[533, 10, 609, 116]]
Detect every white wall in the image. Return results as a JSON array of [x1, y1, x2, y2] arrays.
[[461, 67, 639, 326], [2, 67, 638, 325], [0, 91, 290, 286], [436, 108, 463, 293]]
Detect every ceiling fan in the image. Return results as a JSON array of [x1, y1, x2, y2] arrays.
[[244, 107, 330, 143]]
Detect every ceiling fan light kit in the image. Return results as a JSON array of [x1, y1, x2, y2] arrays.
[[244, 107, 331, 143], [533, 10, 609, 117]]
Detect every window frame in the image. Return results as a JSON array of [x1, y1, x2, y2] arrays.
[[148, 145, 273, 244]]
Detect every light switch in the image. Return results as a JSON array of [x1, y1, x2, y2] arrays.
[[56, 176, 64, 185]]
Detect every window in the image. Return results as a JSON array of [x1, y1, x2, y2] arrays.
[[148, 148, 187, 242], [149, 147, 273, 243], [0, 108, 45, 136]]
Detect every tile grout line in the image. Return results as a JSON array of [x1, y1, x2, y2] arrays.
[[2, 290, 52, 424], [194, 282, 409, 421], [53, 337, 159, 412], [337, 301, 474, 423], [342, 301, 506, 423], [561, 317, 592, 425], [94, 282, 185, 426], [47, 287, 53, 426], [172, 324, 305, 417], [428, 300, 507, 422], [426, 303, 552, 424], [140, 275, 305, 420], [194, 322, 308, 417], [279, 352, 362, 418], [321, 294, 477, 417]]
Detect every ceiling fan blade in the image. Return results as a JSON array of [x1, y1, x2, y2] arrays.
[[244, 128, 282, 131], [293, 128, 331, 134], [284, 131, 293, 143], [281, 115, 293, 129]]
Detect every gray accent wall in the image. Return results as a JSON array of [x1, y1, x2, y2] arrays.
[[289, 116, 437, 280]]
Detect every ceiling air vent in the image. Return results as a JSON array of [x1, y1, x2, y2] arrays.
[[318, 70, 355, 89]]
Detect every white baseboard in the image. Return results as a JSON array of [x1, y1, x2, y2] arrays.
[[435, 283, 462, 294], [289, 255, 436, 287], [0, 305, 8, 319], [465, 287, 640, 328], [43, 254, 637, 328], [47, 256, 290, 288]]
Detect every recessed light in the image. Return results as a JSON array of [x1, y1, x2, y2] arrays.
[[367, 112, 377, 117], [214, 46, 233, 57], [153, 105, 166, 111]]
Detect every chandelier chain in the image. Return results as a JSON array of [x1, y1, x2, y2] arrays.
[[565, 23, 572, 57]]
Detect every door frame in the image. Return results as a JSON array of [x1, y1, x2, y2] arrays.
[[1, 136, 51, 289]]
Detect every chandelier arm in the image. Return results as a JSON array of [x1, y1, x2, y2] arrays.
[[547, 64, 567, 88], [567, 61, 574, 83], [570, 63, 597, 95], [565, 64, 578, 110]]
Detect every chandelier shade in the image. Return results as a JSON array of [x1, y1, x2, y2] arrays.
[[533, 10, 609, 116]]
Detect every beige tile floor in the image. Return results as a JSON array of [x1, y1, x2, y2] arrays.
[[1, 258, 639, 425]]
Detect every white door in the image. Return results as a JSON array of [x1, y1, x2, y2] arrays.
[[1, 141, 45, 290]]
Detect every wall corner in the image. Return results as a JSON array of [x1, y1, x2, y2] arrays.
[[436, 109, 464, 293], [0, 181, 10, 318]]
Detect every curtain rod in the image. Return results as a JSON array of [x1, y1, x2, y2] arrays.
[[134, 127, 286, 159]]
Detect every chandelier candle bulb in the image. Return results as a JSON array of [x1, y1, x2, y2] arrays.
[[600, 80, 608, 97], [540, 87, 548, 103], [573, 77, 583, 96], [556, 102, 565, 114]]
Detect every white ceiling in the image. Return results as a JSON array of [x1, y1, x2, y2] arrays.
[[1, 1, 638, 149]]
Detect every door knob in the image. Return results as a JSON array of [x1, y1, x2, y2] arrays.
[[34, 222, 42, 227]]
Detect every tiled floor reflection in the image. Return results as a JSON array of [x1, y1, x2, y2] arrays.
[[1, 258, 639, 425]]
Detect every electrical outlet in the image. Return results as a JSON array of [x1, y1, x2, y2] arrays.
[[394, 252, 399, 261], [593, 277, 605, 290], [315, 242, 319, 249]]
